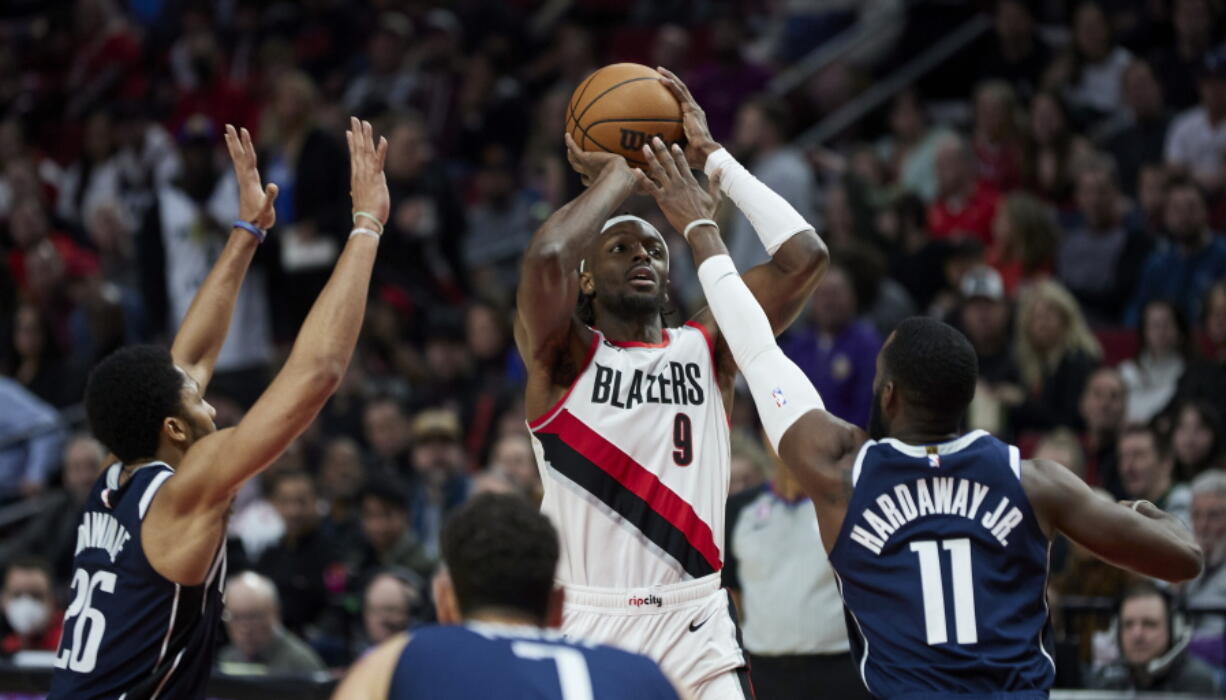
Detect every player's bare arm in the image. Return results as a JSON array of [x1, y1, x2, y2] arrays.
[[144, 118, 389, 585], [332, 633, 410, 699], [655, 68, 828, 392], [170, 124, 279, 392], [641, 141, 864, 550], [515, 135, 639, 419], [1023, 457, 1203, 582]]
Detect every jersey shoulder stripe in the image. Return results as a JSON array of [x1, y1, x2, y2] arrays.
[[534, 409, 721, 577]]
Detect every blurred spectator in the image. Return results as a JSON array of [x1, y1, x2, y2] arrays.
[[1079, 367, 1129, 497], [1033, 428, 1087, 481], [219, 571, 325, 674], [972, 81, 1025, 192], [1098, 60, 1172, 199], [7, 201, 99, 308], [56, 110, 121, 230], [877, 90, 952, 203], [0, 557, 61, 657], [1176, 282, 1226, 418], [166, 28, 259, 141], [463, 144, 540, 296], [364, 396, 413, 478], [928, 134, 999, 245], [976, 0, 1052, 100], [350, 479, 434, 583], [0, 434, 104, 581], [157, 115, 272, 400], [989, 193, 1058, 297], [1024, 91, 1092, 206], [362, 570, 421, 649], [343, 14, 416, 118], [487, 433, 541, 504], [880, 192, 948, 311], [1048, 1, 1133, 121], [1002, 281, 1102, 434], [0, 376, 65, 501], [408, 409, 471, 559], [1118, 424, 1190, 527], [253, 470, 346, 637], [318, 437, 366, 542], [781, 265, 881, 428], [1090, 583, 1220, 693], [1165, 49, 1226, 193], [725, 445, 868, 699], [685, 14, 772, 143], [4, 303, 86, 409], [1120, 300, 1191, 423], [957, 266, 1019, 435], [1170, 401, 1224, 482], [1126, 179, 1226, 327], [1058, 160, 1153, 325], [1184, 470, 1226, 665], [729, 429, 770, 496], [839, 243, 915, 337], [726, 97, 818, 271], [62, 0, 144, 121], [1149, 0, 1218, 112]]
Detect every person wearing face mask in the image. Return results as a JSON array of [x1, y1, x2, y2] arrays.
[[0, 557, 62, 657], [1091, 582, 1219, 693]]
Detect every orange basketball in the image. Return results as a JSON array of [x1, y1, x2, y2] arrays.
[[567, 63, 683, 168]]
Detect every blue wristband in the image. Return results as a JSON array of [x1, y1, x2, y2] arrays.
[[233, 220, 266, 243]]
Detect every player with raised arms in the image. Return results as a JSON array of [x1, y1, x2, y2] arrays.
[[334, 493, 684, 699], [515, 67, 826, 698], [48, 118, 389, 699], [634, 136, 1204, 698]]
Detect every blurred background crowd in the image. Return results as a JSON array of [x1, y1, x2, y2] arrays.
[[3, 0, 1226, 693]]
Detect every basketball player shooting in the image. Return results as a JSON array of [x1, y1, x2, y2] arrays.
[[636, 138, 1204, 699], [515, 67, 826, 699], [48, 118, 389, 699]]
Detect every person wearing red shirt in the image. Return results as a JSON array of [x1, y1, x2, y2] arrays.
[[0, 558, 63, 657], [928, 134, 1001, 246]]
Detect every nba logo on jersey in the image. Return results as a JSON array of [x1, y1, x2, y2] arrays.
[[771, 387, 787, 407], [926, 447, 940, 468]]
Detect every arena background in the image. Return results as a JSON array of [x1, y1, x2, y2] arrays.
[[2, 0, 1226, 697]]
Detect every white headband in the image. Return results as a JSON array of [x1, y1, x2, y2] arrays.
[[579, 215, 666, 273]]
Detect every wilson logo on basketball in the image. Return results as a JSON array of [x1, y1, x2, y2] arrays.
[[619, 129, 665, 151]]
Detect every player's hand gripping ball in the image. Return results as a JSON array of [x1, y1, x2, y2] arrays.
[[566, 63, 684, 168]]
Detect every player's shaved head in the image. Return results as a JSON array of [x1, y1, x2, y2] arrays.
[[871, 318, 979, 439]]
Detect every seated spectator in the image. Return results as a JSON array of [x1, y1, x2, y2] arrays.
[[1033, 428, 1087, 481], [1184, 470, 1226, 666], [1174, 281, 1226, 417], [1170, 401, 1224, 482], [1078, 367, 1129, 496], [1119, 424, 1191, 527], [253, 470, 345, 638], [462, 145, 536, 297], [956, 266, 1019, 434], [1048, 1, 1133, 121], [975, 0, 1051, 100], [0, 557, 62, 658], [1126, 178, 1226, 326], [1148, 0, 1216, 112], [1099, 60, 1171, 199], [4, 302, 86, 409], [928, 134, 1000, 245], [1024, 91, 1091, 206], [972, 81, 1025, 192], [1120, 300, 1191, 423], [364, 396, 413, 478], [317, 437, 366, 542], [881, 192, 949, 311], [0, 376, 65, 501], [350, 479, 434, 583], [1091, 583, 1220, 694], [363, 570, 422, 650], [1058, 160, 1153, 325], [729, 429, 770, 496], [989, 193, 1058, 296], [1165, 47, 1226, 193], [0, 434, 105, 581], [1001, 281, 1102, 433], [219, 571, 325, 675], [342, 13, 416, 117], [408, 409, 471, 559], [781, 264, 882, 428], [487, 433, 541, 504], [877, 90, 952, 203]]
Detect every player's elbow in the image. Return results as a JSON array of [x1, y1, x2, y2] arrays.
[[308, 358, 346, 397], [778, 230, 829, 283]]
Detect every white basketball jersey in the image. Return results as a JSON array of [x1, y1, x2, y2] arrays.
[[529, 322, 731, 588]]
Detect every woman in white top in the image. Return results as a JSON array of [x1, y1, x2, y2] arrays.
[[1120, 299, 1189, 423]]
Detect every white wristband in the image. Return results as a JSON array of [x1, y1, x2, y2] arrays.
[[350, 227, 381, 240], [683, 218, 718, 240], [702, 147, 813, 255]]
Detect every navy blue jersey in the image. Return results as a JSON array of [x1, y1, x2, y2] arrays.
[[389, 622, 680, 699], [49, 463, 226, 700], [828, 430, 1054, 699]]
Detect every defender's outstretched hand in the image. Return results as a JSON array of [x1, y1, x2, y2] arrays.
[[347, 117, 390, 228], [656, 67, 720, 171], [224, 124, 279, 230], [639, 136, 721, 235]]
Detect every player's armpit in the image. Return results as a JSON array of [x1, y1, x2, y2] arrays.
[[333, 633, 410, 700], [1022, 458, 1203, 582], [777, 410, 866, 552]]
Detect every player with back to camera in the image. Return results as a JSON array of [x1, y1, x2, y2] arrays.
[[335, 492, 684, 699], [634, 137, 1204, 699], [48, 118, 390, 699], [515, 67, 826, 698]]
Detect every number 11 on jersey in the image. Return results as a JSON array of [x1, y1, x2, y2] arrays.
[[910, 538, 978, 646]]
